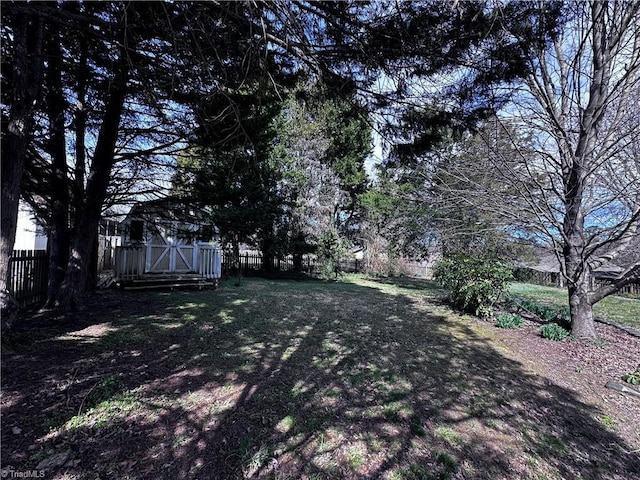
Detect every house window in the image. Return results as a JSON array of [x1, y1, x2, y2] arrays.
[[130, 220, 144, 242]]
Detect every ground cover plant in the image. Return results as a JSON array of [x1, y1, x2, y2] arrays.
[[1, 276, 639, 479], [622, 368, 640, 386], [494, 313, 524, 329], [539, 323, 570, 342], [508, 283, 640, 331]]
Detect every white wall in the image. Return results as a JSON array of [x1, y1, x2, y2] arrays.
[[13, 202, 47, 251]]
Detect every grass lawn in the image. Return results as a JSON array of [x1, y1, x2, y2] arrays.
[[2, 276, 639, 479], [508, 282, 640, 330]]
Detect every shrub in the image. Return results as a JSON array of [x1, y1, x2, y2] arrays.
[[315, 229, 347, 280], [495, 313, 524, 329], [539, 323, 570, 341], [433, 254, 512, 318]]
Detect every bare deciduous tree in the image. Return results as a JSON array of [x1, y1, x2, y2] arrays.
[[450, 1, 640, 338]]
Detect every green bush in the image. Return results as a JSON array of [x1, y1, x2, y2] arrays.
[[315, 229, 347, 280], [495, 313, 524, 329], [433, 254, 512, 318], [539, 323, 570, 341]]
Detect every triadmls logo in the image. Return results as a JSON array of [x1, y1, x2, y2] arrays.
[[0, 468, 46, 479]]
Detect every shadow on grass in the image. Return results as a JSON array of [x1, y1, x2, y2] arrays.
[[2, 277, 639, 479]]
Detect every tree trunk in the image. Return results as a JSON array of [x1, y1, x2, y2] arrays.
[[293, 253, 303, 273], [262, 235, 274, 273], [56, 45, 131, 310], [44, 23, 70, 307], [561, 149, 598, 339], [232, 237, 241, 272], [0, 9, 44, 330], [563, 213, 598, 339], [563, 196, 598, 338], [73, 34, 89, 230], [567, 270, 596, 339]]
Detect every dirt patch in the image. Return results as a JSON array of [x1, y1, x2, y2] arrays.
[[478, 316, 640, 447]]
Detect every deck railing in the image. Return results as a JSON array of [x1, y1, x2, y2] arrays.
[[114, 245, 145, 280], [197, 245, 222, 279], [114, 244, 222, 280]]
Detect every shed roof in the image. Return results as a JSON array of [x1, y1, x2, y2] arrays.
[[124, 197, 213, 225]]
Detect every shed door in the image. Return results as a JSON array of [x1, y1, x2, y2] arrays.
[[146, 222, 196, 273]]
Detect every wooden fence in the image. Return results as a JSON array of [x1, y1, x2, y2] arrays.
[[513, 268, 564, 287], [223, 253, 313, 274], [514, 267, 639, 296], [592, 278, 640, 296], [8, 250, 48, 308], [222, 252, 362, 276], [97, 236, 116, 271]]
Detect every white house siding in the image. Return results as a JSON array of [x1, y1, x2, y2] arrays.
[[13, 201, 47, 251]]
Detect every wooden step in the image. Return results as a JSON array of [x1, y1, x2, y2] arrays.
[[122, 281, 216, 291], [116, 274, 218, 291]]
